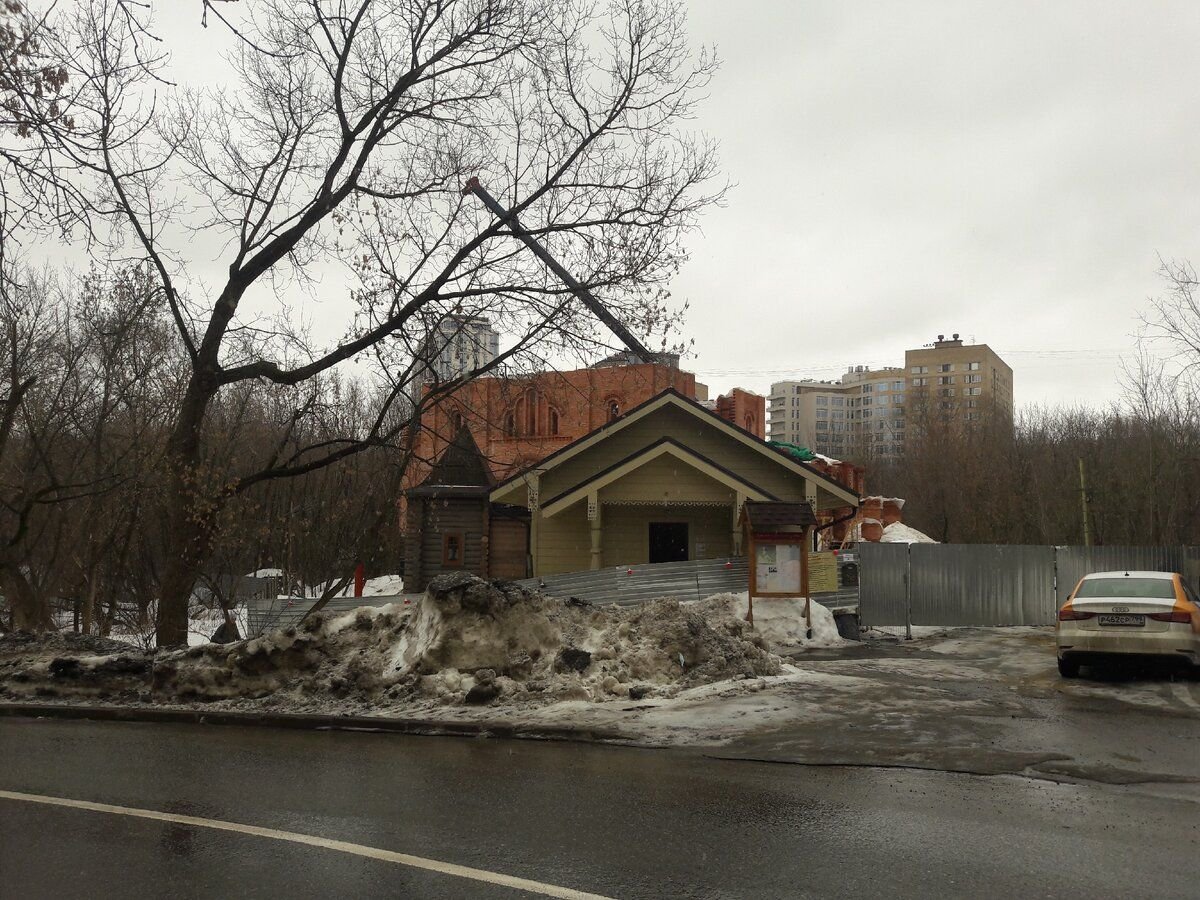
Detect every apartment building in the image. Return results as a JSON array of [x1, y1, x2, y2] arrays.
[[905, 334, 1013, 423], [767, 334, 1012, 460], [421, 314, 501, 384], [767, 367, 907, 460]]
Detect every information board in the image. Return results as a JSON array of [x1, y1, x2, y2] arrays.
[[754, 542, 802, 594], [808, 551, 838, 594]]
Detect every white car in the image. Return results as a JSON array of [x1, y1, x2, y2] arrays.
[[1056, 570, 1200, 677]]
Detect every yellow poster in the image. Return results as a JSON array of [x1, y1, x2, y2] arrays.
[[809, 551, 839, 594]]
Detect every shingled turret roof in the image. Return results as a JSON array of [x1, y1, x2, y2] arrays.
[[406, 424, 492, 496]]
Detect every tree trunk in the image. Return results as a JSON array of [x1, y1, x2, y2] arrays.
[[155, 381, 216, 647], [82, 572, 97, 635], [2, 567, 51, 632]]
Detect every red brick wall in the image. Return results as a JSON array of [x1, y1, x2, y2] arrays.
[[407, 363, 697, 489], [714, 388, 766, 439], [808, 457, 866, 546]]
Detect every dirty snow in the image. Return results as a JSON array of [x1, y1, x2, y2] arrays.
[[692, 593, 846, 650], [0, 574, 782, 712]]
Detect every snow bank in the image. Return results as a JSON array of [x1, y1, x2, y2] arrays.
[[1, 575, 783, 710], [402, 573, 782, 705], [880, 522, 937, 544], [693, 593, 847, 651], [361, 575, 405, 596]]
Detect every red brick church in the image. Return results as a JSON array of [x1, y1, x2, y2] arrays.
[[406, 360, 765, 487]]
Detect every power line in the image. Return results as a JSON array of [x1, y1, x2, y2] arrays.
[[692, 347, 1167, 378]]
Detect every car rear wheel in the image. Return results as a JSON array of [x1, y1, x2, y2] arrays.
[[1057, 657, 1081, 679]]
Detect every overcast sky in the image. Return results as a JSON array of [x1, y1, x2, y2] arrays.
[[148, 1, 1198, 410], [673, 0, 1197, 407]]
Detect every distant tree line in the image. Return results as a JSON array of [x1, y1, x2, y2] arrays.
[[869, 267, 1200, 546]]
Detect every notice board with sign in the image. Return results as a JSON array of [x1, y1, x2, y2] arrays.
[[754, 542, 803, 594], [740, 500, 821, 635], [740, 501, 818, 600]]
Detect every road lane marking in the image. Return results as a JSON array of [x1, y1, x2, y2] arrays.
[[0, 789, 614, 900]]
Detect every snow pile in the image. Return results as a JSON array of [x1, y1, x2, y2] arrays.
[[403, 573, 781, 705], [0, 631, 153, 699], [880, 522, 937, 544], [0, 574, 783, 709], [360, 575, 405, 596], [692, 593, 847, 651], [158, 603, 414, 703]]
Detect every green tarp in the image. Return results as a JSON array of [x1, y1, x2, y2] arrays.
[[768, 440, 818, 462]]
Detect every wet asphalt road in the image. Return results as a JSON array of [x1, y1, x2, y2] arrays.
[[2, 717, 1199, 899]]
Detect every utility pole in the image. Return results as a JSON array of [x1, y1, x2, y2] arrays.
[[1078, 457, 1091, 547]]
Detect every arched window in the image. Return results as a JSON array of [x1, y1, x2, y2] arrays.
[[502, 389, 562, 438], [450, 410, 463, 432], [523, 389, 537, 436], [744, 413, 756, 433], [606, 398, 621, 422]]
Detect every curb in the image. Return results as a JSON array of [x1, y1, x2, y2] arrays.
[[0, 702, 633, 745]]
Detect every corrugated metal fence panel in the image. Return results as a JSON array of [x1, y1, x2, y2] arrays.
[[247, 594, 408, 636], [518, 557, 751, 607], [246, 545, 1200, 635], [858, 542, 911, 626], [520, 557, 859, 609], [859, 543, 1200, 629], [1184, 547, 1200, 597], [910, 544, 1056, 626], [247, 555, 864, 635], [1054, 545, 1187, 605]]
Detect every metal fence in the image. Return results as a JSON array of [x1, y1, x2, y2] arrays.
[[246, 594, 412, 636], [244, 556, 859, 636], [1052, 545, 1198, 606], [859, 543, 1200, 627], [517, 557, 750, 607], [518, 557, 859, 610]]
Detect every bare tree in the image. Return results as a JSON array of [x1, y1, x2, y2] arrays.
[[16, 0, 720, 644], [0, 261, 178, 631]]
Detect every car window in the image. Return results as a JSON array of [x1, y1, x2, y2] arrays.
[[1075, 577, 1177, 599]]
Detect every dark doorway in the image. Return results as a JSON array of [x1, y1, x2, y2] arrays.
[[648, 522, 689, 563]]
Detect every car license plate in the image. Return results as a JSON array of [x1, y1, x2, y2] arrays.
[[1098, 614, 1145, 627]]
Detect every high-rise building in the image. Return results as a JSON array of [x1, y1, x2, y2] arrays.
[[422, 315, 501, 384], [904, 334, 1013, 425], [767, 367, 906, 460], [767, 335, 1012, 460]]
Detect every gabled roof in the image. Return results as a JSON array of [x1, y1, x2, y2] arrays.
[[740, 500, 817, 530], [539, 437, 778, 517], [490, 388, 861, 507]]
